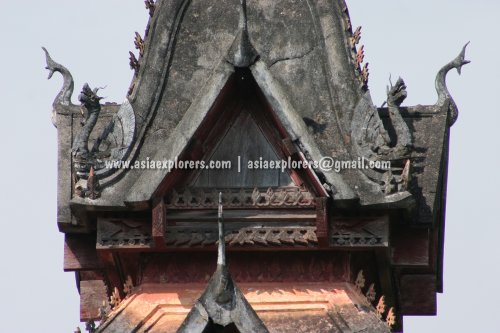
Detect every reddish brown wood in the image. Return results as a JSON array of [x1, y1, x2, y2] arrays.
[[98, 251, 124, 299], [399, 274, 437, 315], [141, 252, 350, 284], [80, 279, 108, 321], [152, 198, 167, 248], [166, 209, 316, 223], [316, 197, 329, 246], [64, 234, 100, 272], [391, 226, 429, 266]]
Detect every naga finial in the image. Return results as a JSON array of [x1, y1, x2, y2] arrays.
[[435, 42, 470, 126], [43, 47, 74, 107], [43, 47, 75, 127], [72, 83, 103, 165]]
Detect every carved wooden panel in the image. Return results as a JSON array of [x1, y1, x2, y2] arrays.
[[166, 187, 315, 209], [97, 218, 152, 249], [141, 252, 350, 284], [165, 226, 318, 247], [330, 216, 389, 247]]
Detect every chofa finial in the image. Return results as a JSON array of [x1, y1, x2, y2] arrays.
[[42, 47, 75, 127], [435, 42, 470, 126]]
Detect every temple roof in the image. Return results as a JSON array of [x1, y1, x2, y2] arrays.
[[46, 1, 468, 331], [96, 282, 391, 333], [46, 0, 467, 219]]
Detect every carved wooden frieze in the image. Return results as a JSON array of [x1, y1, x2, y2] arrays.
[[165, 187, 315, 209], [330, 216, 389, 247], [165, 226, 318, 248], [97, 218, 152, 249], [142, 252, 349, 284]]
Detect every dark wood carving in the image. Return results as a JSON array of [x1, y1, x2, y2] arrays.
[[166, 187, 315, 209], [331, 216, 389, 247], [164, 226, 318, 248], [97, 218, 152, 249], [142, 252, 350, 284], [152, 199, 166, 248]]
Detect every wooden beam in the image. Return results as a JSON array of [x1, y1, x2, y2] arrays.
[[64, 234, 100, 272], [316, 197, 328, 246], [80, 280, 108, 322], [399, 274, 437, 315], [152, 198, 167, 249], [167, 209, 316, 223], [391, 226, 430, 267]]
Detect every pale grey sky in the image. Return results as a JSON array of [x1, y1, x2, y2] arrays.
[[0, 1, 497, 332]]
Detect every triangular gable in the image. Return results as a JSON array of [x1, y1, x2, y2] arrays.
[[126, 63, 354, 203], [193, 111, 293, 188]]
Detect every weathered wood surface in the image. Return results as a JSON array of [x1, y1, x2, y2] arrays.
[[64, 234, 100, 271]]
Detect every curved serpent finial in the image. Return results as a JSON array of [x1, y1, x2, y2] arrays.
[[435, 42, 470, 126], [385, 77, 412, 155], [73, 84, 103, 161], [42, 47, 74, 106]]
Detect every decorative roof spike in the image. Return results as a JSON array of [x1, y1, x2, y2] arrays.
[[87, 166, 101, 200], [376, 295, 387, 319], [366, 283, 376, 303], [145, 0, 155, 17], [129, 51, 140, 75], [177, 193, 270, 332], [217, 192, 226, 266], [226, 0, 259, 67], [355, 270, 366, 292], [123, 275, 134, 296], [386, 307, 396, 328], [351, 26, 362, 48], [344, 16, 352, 31], [400, 159, 411, 191], [361, 62, 370, 87], [99, 300, 109, 322], [134, 32, 145, 57], [109, 287, 121, 309], [355, 45, 365, 68], [85, 320, 96, 333]]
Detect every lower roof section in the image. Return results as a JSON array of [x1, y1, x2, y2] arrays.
[[96, 282, 391, 333]]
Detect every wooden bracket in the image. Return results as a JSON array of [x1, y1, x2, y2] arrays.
[[152, 198, 167, 249], [316, 197, 329, 247]]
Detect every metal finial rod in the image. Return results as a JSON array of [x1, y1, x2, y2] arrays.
[[217, 192, 226, 266], [240, 0, 248, 30]]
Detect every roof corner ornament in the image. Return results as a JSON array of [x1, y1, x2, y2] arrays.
[[43, 47, 74, 127], [226, 0, 259, 67], [69, 81, 136, 199], [73, 84, 103, 162], [129, 51, 140, 75], [351, 77, 413, 195], [145, 0, 156, 18], [435, 42, 470, 127]]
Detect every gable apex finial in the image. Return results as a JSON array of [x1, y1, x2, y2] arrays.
[[226, 0, 259, 67]]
